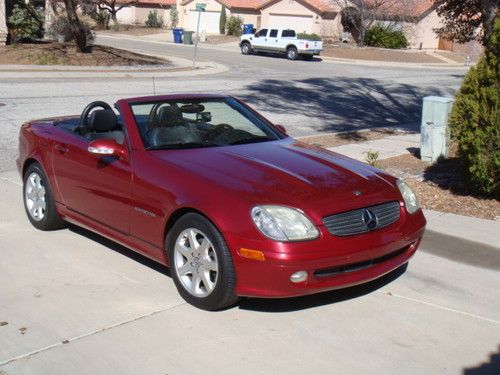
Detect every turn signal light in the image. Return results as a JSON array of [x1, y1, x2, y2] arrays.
[[239, 248, 265, 261]]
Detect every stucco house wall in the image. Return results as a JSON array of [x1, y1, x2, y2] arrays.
[[405, 9, 441, 49]]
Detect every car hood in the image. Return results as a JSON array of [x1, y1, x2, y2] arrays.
[[152, 139, 401, 220]]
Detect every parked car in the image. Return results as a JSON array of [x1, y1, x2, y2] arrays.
[[17, 94, 425, 310], [240, 28, 323, 60]]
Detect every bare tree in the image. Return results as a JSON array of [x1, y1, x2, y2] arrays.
[[433, 0, 499, 46], [88, 0, 137, 28], [331, 0, 411, 45]]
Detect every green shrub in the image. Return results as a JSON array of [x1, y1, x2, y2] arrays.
[[448, 18, 500, 196], [48, 15, 94, 43], [145, 11, 163, 28], [7, 3, 44, 42], [169, 5, 179, 28], [297, 33, 322, 41], [93, 11, 110, 29], [364, 25, 408, 49], [226, 15, 243, 36], [219, 5, 227, 34]]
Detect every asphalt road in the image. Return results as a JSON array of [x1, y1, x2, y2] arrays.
[[0, 35, 466, 172], [2, 38, 499, 375]]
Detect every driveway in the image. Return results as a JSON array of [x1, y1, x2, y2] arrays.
[[0, 170, 499, 374]]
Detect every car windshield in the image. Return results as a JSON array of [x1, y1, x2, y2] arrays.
[[130, 97, 282, 150]]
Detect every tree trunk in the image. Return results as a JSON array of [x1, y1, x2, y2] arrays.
[[111, 10, 118, 27], [62, 0, 88, 53]]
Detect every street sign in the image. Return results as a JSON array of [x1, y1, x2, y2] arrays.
[[195, 3, 206, 11]]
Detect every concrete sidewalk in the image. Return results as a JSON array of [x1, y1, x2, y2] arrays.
[[0, 54, 228, 79]]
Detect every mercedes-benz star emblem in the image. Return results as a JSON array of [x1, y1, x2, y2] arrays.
[[352, 190, 362, 196], [362, 209, 378, 230]]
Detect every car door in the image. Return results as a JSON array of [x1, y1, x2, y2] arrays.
[[252, 28, 269, 50], [51, 128, 132, 234], [268, 29, 280, 50]]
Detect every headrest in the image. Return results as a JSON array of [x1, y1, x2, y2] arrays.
[[88, 110, 117, 132], [158, 106, 184, 127]]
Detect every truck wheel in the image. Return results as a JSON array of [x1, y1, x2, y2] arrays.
[[241, 42, 251, 55], [286, 47, 298, 60]]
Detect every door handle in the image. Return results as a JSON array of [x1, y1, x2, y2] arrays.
[[54, 143, 69, 153]]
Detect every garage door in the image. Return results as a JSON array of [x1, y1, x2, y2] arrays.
[[269, 14, 314, 34], [188, 11, 221, 33]]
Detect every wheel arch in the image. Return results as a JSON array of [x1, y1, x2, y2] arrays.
[[22, 157, 42, 178], [163, 207, 224, 250]]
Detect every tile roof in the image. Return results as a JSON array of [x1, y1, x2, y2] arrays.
[[365, 0, 436, 19], [117, 0, 176, 5]]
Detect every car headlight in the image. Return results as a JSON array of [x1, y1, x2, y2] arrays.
[[396, 179, 420, 214], [251, 205, 319, 242]]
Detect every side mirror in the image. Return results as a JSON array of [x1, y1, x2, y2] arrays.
[[88, 139, 125, 158], [275, 124, 287, 134]]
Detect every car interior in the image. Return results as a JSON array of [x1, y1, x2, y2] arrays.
[[54, 99, 280, 150]]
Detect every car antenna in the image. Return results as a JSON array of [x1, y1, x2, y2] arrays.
[[152, 76, 156, 95]]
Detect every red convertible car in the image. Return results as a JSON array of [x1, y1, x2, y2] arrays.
[[17, 94, 426, 310]]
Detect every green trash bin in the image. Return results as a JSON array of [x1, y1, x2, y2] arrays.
[[183, 31, 193, 45]]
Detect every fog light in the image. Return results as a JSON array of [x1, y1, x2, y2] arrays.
[[290, 271, 308, 283]]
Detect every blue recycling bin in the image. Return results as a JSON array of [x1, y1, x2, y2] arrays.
[[173, 28, 184, 44], [243, 24, 254, 35]]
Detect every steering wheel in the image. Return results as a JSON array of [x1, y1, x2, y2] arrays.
[[208, 123, 234, 138], [79, 101, 113, 128]]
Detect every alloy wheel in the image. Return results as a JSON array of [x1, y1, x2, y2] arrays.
[[25, 172, 46, 221]]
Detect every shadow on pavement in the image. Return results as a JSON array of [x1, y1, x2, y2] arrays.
[[239, 263, 407, 313], [463, 346, 500, 375], [241, 77, 450, 133], [68, 224, 172, 278]]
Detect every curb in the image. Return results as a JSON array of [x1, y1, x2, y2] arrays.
[[0, 49, 228, 79]]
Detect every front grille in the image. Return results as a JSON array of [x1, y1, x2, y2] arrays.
[[314, 244, 410, 278], [323, 201, 400, 237]]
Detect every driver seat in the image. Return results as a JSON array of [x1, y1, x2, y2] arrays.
[[84, 109, 124, 144], [148, 106, 197, 147]]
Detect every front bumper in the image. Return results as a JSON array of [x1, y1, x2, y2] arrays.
[[226, 209, 426, 298]]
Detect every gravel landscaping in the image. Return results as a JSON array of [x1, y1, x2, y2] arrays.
[[300, 131, 499, 220], [322, 44, 445, 63], [0, 42, 170, 66]]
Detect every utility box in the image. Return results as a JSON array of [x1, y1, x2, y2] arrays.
[[420, 96, 454, 163]]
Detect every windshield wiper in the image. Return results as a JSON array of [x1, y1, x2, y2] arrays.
[[146, 142, 215, 150], [228, 136, 273, 145]]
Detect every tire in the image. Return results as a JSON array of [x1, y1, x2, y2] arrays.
[[23, 163, 65, 231], [240, 42, 251, 55], [286, 46, 298, 60], [166, 213, 239, 311]]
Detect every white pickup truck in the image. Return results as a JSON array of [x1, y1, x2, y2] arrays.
[[239, 28, 323, 60]]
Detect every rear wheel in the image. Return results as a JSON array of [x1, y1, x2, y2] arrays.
[[286, 46, 298, 60], [23, 163, 65, 231], [167, 213, 239, 310], [240, 42, 252, 55]]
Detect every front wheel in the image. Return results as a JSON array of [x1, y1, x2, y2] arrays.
[[240, 42, 251, 55], [286, 46, 298, 60], [23, 163, 65, 231], [167, 213, 239, 311]]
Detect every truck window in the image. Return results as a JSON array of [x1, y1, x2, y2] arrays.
[[269, 29, 278, 37], [282, 29, 296, 38], [257, 29, 268, 37]]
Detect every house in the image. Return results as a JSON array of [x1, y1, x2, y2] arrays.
[[178, 0, 265, 34], [258, 0, 342, 37], [116, 0, 177, 27]]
